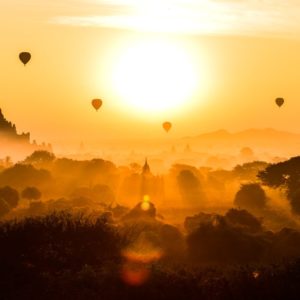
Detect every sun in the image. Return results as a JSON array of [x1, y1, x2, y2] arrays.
[[111, 39, 199, 117]]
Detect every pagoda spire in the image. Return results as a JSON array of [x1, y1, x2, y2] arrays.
[[142, 158, 151, 175]]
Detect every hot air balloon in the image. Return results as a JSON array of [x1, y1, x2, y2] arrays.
[[19, 52, 31, 66], [91, 99, 102, 111], [275, 97, 284, 107], [162, 121, 172, 132]]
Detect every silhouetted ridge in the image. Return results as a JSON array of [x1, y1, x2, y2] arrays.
[[0, 108, 52, 159], [0, 109, 19, 136], [180, 128, 300, 153]]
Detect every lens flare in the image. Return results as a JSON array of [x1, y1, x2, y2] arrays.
[[143, 194, 150, 202], [121, 262, 150, 286], [141, 194, 151, 211], [121, 228, 164, 286], [122, 247, 163, 264]]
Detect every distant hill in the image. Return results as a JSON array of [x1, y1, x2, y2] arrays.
[[181, 128, 300, 155]]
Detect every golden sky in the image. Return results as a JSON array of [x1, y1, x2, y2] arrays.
[[1, 0, 300, 146]]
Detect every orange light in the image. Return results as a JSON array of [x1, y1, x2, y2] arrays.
[[122, 248, 163, 264], [143, 194, 150, 202], [121, 262, 150, 286], [141, 202, 150, 211]]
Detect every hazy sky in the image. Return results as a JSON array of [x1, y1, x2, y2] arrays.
[[1, 0, 300, 147]]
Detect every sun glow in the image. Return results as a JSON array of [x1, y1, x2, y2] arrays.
[[112, 39, 199, 116]]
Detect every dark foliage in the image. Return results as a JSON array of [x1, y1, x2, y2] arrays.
[[258, 156, 300, 214], [0, 198, 10, 217], [23, 150, 56, 167], [233, 161, 269, 181], [0, 212, 121, 274], [1, 212, 300, 299], [286, 188, 300, 215], [225, 208, 263, 233], [186, 216, 267, 264], [234, 183, 267, 211], [0, 185, 19, 208], [258, 156, 300, 189], [71, 184, 115, 206], [184, 211, 220, 233], [177, 169, 204, 204], [21, 186, 42, 201], [270, 228, 300, 259], [0, 164, 51, 188]]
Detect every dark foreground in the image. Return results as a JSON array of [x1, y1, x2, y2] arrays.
[[1, 212, 300, 300]]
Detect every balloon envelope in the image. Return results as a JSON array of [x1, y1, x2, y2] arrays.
[[19, 52, 31, 65], [162, 122, 172, 132], [91, 99, 102, 111], [275, 97, 284, 107]]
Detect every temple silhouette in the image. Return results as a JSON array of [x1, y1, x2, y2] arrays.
[[141, 158, 165, 204], [0, 108, 52, 160]]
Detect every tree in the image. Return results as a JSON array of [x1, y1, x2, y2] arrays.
[[240, 147, 255, 162], [0, 199, 10, 217], [0, 186, 19, 208], [234, 183, 267, 212], [258, 156, 300, 214], [177, 170, 204, 205], [71, 185, 115, 206], [186, 215, 266, 264], [0, 164, 51, 188], [233, 161, 269, 181], [225, 208, 263, 233], [288, 189, 300, 215], [93, 184, 115, 205], [23, 150, 55, 168], [21, 187, 42, 201]]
